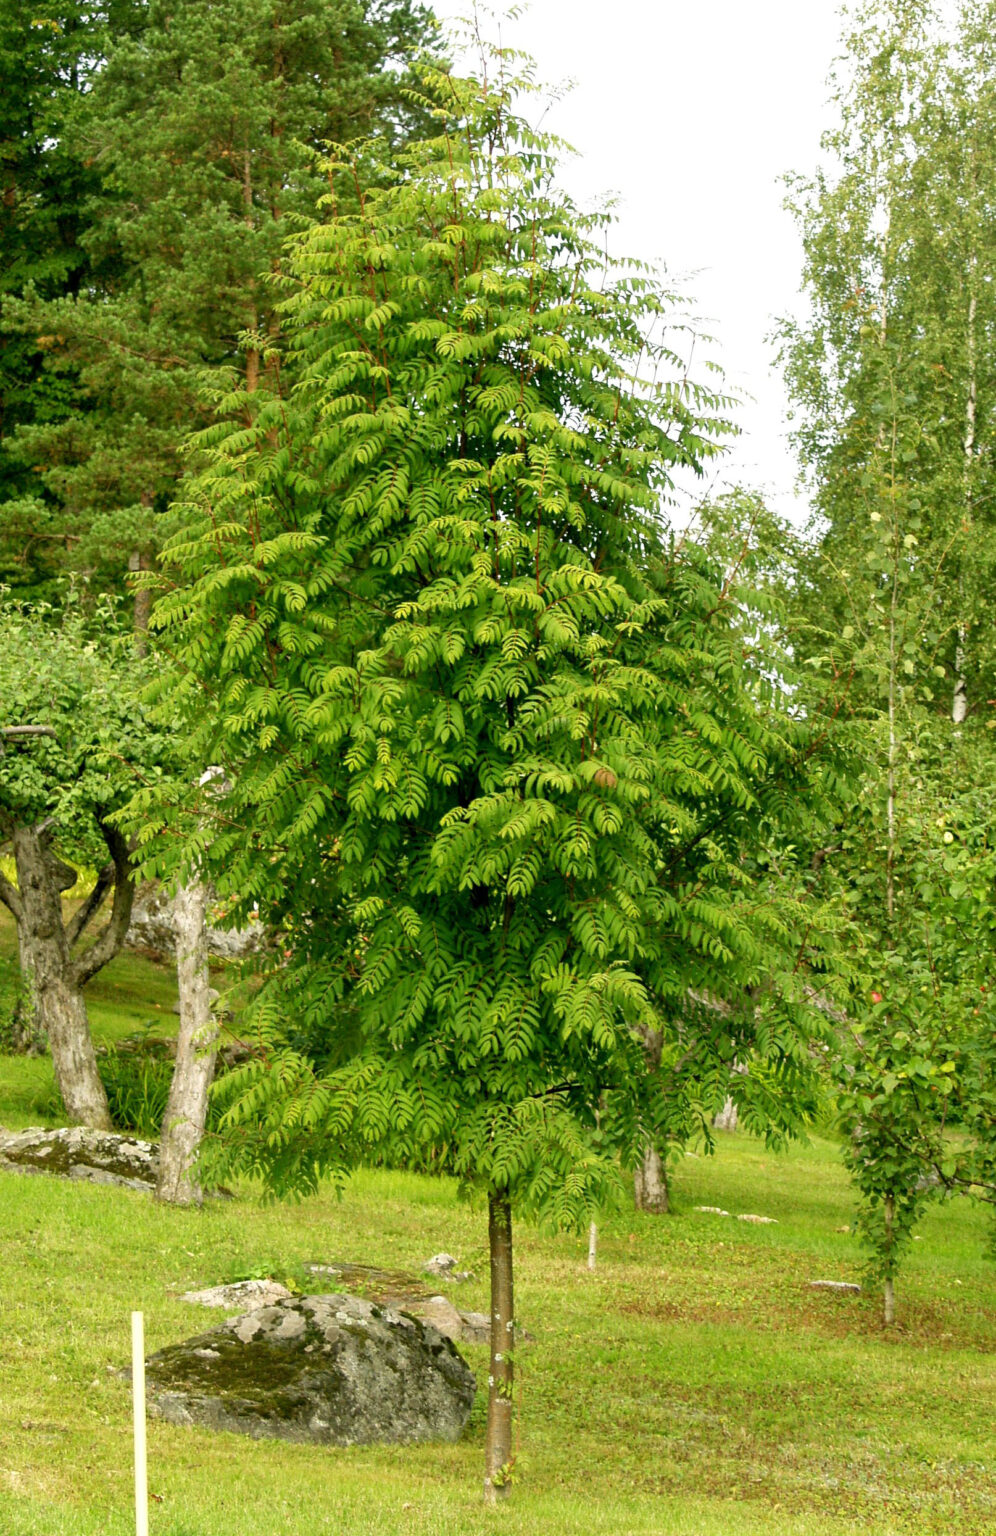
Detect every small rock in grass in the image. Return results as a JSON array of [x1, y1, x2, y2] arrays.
[[423, 1253, 458, 1275], [405, 1299, 495, 1346], [694, 1206, 731, 1217], [810, 1280, 862, 1294], [407, 1296, 464, 1342], [423, 1253, 475, 1283], [455, 1311, 490, 1346], [736, 1214, 777, 1225]]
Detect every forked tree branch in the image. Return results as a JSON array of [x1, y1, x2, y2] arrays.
[[72, 820, 136, 988], [66, 860, 116, 948]]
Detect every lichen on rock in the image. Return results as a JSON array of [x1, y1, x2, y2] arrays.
[[0, 1125, 158, 1190], [145, 1293, 476, 1445]]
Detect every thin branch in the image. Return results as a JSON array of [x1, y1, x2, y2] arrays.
[[0, 870, 22, 922], [0, 725, 58, 743]]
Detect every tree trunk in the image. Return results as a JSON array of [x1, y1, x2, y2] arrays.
[[156, 880, 218, 1205], [953, 213, 977, 726], [634, 1144, 669, 1212], [12, 826, 111, 1128], [9, 920, 43, 1054], [883, 1193, 896, 1326], [713, 1097, 739, 1133], [130, 548, 153, 657], [587, 1220, 598, 1270], [484, 1190, 514, 1504]]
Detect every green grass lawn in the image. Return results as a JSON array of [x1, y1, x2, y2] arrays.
[[1, 913, 995, 1534]]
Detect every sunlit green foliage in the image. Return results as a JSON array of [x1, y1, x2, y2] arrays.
[[779, 0, 996, 1295], [135, 58, 848, 1229]]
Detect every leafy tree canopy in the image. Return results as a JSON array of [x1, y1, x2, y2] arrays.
[[136, 57, 849, 1222]]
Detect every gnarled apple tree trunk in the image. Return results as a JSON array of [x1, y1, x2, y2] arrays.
[[0, 804, 136, 1129], [11, 826, 113, 1127], [157, 879, 219, 1205]]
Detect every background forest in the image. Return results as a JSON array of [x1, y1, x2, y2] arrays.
[[1, 1, 995, 1532]]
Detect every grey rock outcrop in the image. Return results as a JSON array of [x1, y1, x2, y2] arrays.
[[180, 1280, 293, 1312], [0, 1125, 158, 1190], [126, 882, 266, 963], [145, 1294, 476, 1445], [302, 1261, 488, 1344]]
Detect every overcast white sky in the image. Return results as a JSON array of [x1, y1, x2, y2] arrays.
[[429, 0, 850, 526]]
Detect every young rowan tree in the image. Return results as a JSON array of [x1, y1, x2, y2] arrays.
[[140, 55, 847, 1498]]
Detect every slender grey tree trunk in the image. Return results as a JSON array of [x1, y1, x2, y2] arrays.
[[12, 826, 111, 1128], [634, 1144, 670, 1212], [953, 218, 977, 726], [587, 1220, 598, 1270], [484, 1190, 514, 1504], [129, 543, 153, 659], [157, 880, 218, 1205]]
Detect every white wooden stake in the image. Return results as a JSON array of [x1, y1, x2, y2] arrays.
[[131, 1311, 149, 1536]]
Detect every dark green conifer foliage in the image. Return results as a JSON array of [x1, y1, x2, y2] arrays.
[[3, 0, 436, 606], [140, 57, 846, 1498], [0, 3, 138, 594]]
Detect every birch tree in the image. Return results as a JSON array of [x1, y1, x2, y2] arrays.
[[779, 0, 996, 1316]]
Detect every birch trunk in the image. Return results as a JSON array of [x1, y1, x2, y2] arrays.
[[484, 1191, 514, 1504], [156, 880, 218, 1205], [587, 1221, 597, 1271], [954, 268, 976, 725]]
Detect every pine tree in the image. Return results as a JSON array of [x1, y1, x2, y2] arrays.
[[2, 0, 436, 623], [0, 2, 139, 596], [137, 54, 847, 1498]]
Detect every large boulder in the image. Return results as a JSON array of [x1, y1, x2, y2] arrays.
[[126, 882, 266, 963], [0, 1125, 158, 1190], [146, 1294, 476, 1445]]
